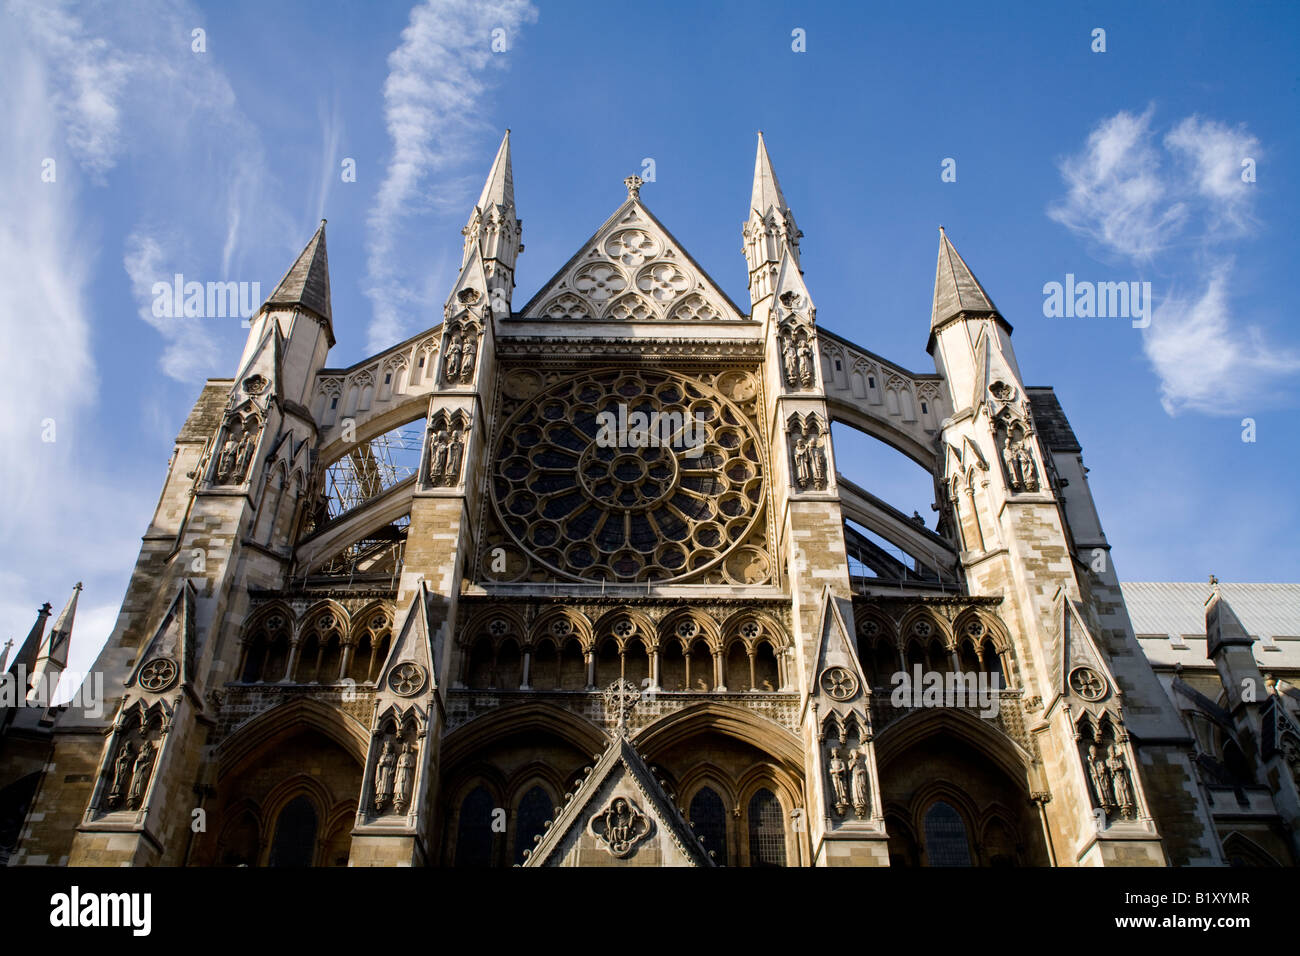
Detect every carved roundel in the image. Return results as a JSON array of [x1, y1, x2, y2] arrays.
[[387, 662, 427, 697], [491, 369, 765, 583], [138, 658, 178, 692], [1068, 665, 1108, 702], [819, 666, 859, 701]]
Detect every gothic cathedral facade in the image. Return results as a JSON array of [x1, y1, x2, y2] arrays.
[[7, 133, 1298, 867]]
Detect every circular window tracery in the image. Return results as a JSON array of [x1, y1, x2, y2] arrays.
[[491, 369, 765, 583]]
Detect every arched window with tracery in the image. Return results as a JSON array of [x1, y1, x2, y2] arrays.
[[348, 612, 391, 685], [242, 612, 290, 683], [295, 612, 343, 683], [689, 787, 728, 865], [747, 788, 786, 867], [455, 786, 497, 867], [267, 795, 318, 867], [513, 786, 554, 865], [922, 800, 972, 866]]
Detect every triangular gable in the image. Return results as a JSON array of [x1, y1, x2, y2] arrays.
[[971, 323, 1022, 416], [128, 581, 197, 692], [1051, 587, 1118, 711], [377, 581, 441, 697], [518, 199, 745, 323], [232, 319, 285, 406], [524, 733, 715, 867], [807, 586, 868, 702]]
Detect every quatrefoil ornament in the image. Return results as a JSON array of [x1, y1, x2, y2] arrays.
[[387, 662, 427, 697], [138, 658, 178, 692], [819, 666, 859, 702]]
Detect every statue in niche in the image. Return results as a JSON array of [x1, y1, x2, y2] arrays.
[[373, 738, 396, 812], [1014, 439, 1039, 491], [216, 435, 238, 483], [810, 437, 827, 487], [443, 338, 462, 382], [793, 436, 812, 489], [127, 740, 156, 810], [393, 742, 417, 813], [781, 336, 799, 387], [446, 430, 464, 484], [108, 740, 135, 809], [849, 747, 870, 819], [828, 747, 848, 814], [1086, 743, 1113, 810], [458, 335, 477, 383], [428, 430, 450, 484], [1107, 743, 1135, 818], [797, 340, 815, 387], [234, 430, 253, 481]]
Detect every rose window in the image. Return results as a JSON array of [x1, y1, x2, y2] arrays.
[[491, 369, 765, 583]]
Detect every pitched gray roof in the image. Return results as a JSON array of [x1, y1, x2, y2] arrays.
[[266, 220, 332, 322], [931, 227, 998, 329]]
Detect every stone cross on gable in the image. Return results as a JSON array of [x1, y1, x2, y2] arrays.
[[624, 175, 643, 200], [603, 678, 640, 730]]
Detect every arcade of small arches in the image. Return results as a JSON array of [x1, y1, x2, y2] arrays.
[[854, 607, 1015, 690], [235, 601, 393, 686], [457, 608, 790, 693]]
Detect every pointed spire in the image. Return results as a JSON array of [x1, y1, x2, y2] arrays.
[[931, 227, 998, 329], [8, 602, 52, 679], [751, 131, 790, 218], [475, 129, 514, 213], [265, 220, 332, 324], [27, 583, 79, 705], [38, 583, 80, 670]]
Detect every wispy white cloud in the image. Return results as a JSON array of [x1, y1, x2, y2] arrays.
[[365, 0, 538, 352], [313, 95, 344, 225], [1164, 115, 1260, 237], [1145, 264, 1300, 415], [1050, 108, 1298, 415], [1048, 107, 1186, 260]]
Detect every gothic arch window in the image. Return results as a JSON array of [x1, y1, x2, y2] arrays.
[[455, 786, 497, 867], [688, 641, 714, 691], [467, 636, 495, 688], [724, 642, 749, 691], [753, 641, 779, 692], [661, 640, 687, 690], [267, 795, 318, 867], [295, 613, 344, 684], [594, 637, 620, 687], [531, 639, 558, 690], [747, 788, 787, 867], [216, 809, 259, 867], [242, 612, 291, 683], [348, 612, 391, 685], [559, 637, 585, 690], [496, 638, 522, 689], [689, 786, 728, 865], [922, 800, 972, 866], [513, 786, 554, 865]]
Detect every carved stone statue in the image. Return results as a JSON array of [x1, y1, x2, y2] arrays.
[[443, 338, 462, 382], [127, 740, 155, 810], [849, 747, 870, 818], [828, 747, 848, 813], [810, 438, 827, 488], [590, 796, 650, 858], [797, 341, 814, 387], [781, 336, 798, 387], [793, 437, 811, 489], [1015, 440, 1038, 491], [1107, 743, 1134, 817], [1002, 435, 1022, 491], [446, 430, 464, 485], [1087, 743, 1113, 810], [216, 436, 237, 483], [428, 430, 449, 484], [373, 738, 396, 812], [458, 336, 477, 382], [108, 740, 135, 808], [393, 742, 417, 813], [234, 431, 253, 481]]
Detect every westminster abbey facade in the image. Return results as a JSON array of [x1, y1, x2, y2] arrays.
[[3, 134, 1298, 867]]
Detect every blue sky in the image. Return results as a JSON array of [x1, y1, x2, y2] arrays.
[[2, 0, 1298, 689]]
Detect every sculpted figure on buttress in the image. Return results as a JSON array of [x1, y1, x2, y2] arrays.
[[828, 747, 848, 812], [374, 738, 396, 811], [849, 747, 870, 818]]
